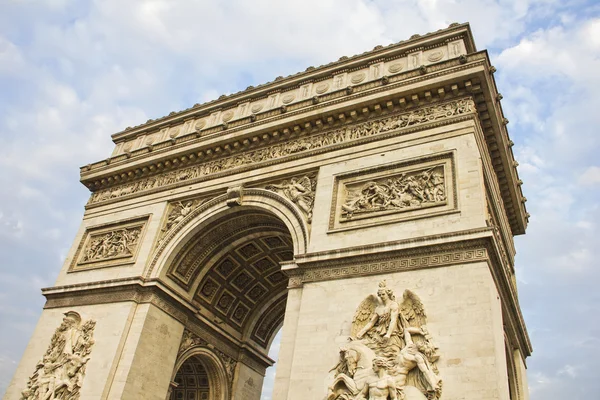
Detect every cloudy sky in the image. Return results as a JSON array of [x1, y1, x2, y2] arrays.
[[1, 0, 599, 398]]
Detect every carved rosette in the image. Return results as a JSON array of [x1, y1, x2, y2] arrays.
[[88, 98, 476, 205], [264, 173, 317, 223], [20, 311, 96, 400], [327, 281, 441, 400]]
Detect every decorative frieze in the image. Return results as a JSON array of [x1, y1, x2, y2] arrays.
[[87, 98, 476, 205], [289, 247, 488, 288], [330, 153, 456, 231], [81, 227, 141, 263], [20, 311, 96, 400], [70, 217, 148, 271]]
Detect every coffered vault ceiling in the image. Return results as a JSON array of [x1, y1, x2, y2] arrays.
[[169, 209, 293, 345]]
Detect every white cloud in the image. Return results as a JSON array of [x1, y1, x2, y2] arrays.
[[579, 166, 600, 185]]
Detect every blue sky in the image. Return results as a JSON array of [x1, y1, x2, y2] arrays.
[[1, 1, 599, 399]]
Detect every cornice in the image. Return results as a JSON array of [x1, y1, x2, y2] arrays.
[[79, 26, 526, 235], [81, 53, 484, 182], [83, 95, 477, 209], [283, 231, 532, 357], [41, 226, 531, 357], [108, 23, 475, 143]]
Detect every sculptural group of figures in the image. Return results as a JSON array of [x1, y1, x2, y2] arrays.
[[327, 282, 441, 400], [342, 168, 445, 219], [82, 227, 141, 262], [20, 312, 96, 400]]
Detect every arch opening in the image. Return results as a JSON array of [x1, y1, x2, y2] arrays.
[[166, 204, 296, 400], [170, 346, 232, 400], [259, 328, 283, 400], [168, 208, 293, 343], [171, 356, 211, 400]]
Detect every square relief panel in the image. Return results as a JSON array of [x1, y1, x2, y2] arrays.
[[69, 216, 149, 272], [329, 152, 457, 231], [197, 277, 220, 302], [215, 289, 236, 314]]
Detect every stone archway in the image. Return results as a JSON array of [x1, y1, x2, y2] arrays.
[[159, 197, 301, 400], [170, 346, 232, 400], [7, 24, 533, 400], [147, 188, 309, 285]]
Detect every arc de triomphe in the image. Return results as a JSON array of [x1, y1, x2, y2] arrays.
[[5, 23, 531, 400]]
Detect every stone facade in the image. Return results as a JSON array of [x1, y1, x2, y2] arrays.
[[4, 23, 530, 400]]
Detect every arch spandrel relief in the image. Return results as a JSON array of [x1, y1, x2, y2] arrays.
[[20, 312, 96, 400], [156, 171, 318, 248], [328, 281, 441, 400]]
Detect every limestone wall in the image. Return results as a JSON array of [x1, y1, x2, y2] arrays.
[[4, 302, 137, 399], [275, 262, 510, 400]]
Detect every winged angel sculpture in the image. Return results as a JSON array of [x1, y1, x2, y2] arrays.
[[327, 281, 441, 400], [265, 176, 316, 223]]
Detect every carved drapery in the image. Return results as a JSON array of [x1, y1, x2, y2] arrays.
[[327, 281, 441, 400], [264, 173, 317, 223], [341, 166, 446, 220], [70, 217, 147, 271], [20, 311, 96, 400], [88, 98, 476, 205]]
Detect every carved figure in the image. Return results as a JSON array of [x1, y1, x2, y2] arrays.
[[88, 99, 473, 205], [81, 227, 141, 263], [266, 175, 316, 222], [20, 311, 95, 400], [328, 282, 441, 400], [341, 167, 445, 219], [327, 342, 376, 400], [162, 199, 206, 239], [356, 357, 398, 400]]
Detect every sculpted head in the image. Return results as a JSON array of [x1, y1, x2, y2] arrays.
[[377, 280, 395, 301], [405, 343, 418, 355], [372, 357, 390, 373], [62, 311, 81, 328]]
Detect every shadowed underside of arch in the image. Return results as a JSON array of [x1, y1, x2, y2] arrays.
[[172, 357, 210, 400], [168, 208, 293, 345]]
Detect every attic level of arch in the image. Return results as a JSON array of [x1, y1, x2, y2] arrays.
[[81, 53, 500, 184], [107, 23, 477, 143], [81, 55, 527, 235]]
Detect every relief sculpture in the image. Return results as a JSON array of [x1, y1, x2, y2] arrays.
[[20, 312, 96, 400], [328, 281, 441, 400], [88, 98, 475, 205], [81, 226, 142, 263], [341, 167, 445, 220], [265, 174, 317, 223], [159, 199, 206, 243]]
